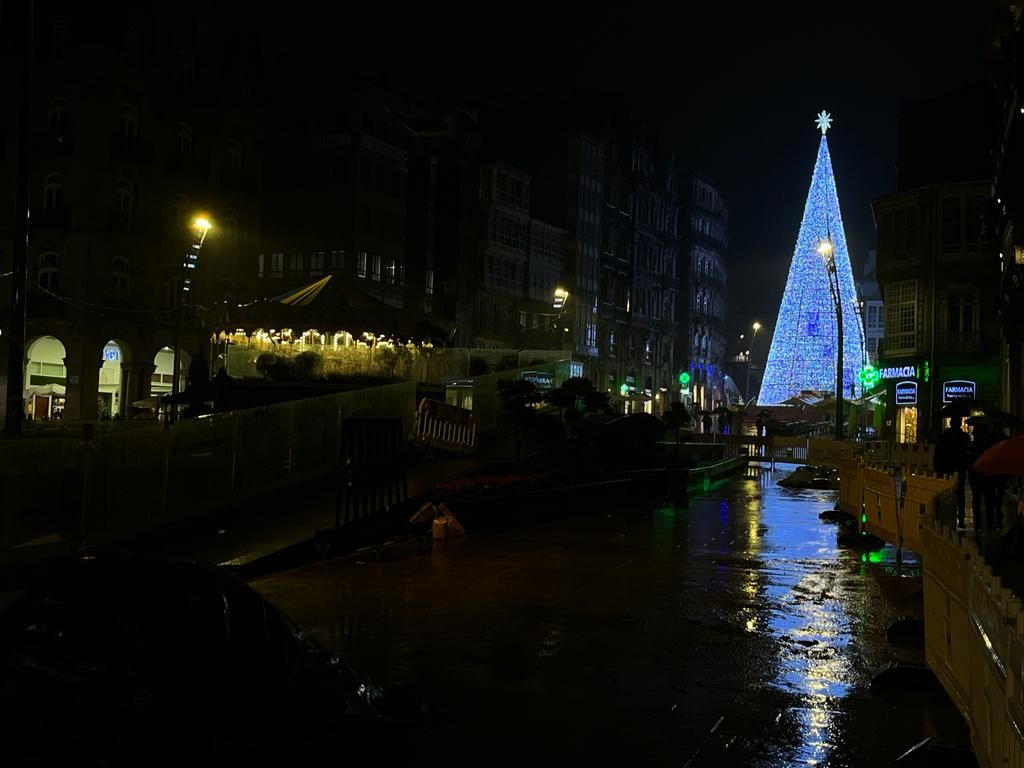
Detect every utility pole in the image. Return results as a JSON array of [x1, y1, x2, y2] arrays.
[[4, 0, 33, 436]]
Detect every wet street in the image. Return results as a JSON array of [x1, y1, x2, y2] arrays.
[[253, 464, 965, 765]]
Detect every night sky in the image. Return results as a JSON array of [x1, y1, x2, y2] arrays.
[[269, 1, 995, 341]]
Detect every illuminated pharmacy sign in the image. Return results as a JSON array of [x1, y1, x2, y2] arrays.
[[942, 380, 976, 403], [895, 380, 918, 406]]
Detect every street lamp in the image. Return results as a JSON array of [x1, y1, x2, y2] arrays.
[[818, 235, 843, 439], [169, 215, 213, 423], [552, 287, 569, 310], [745, 321, 761, 405]]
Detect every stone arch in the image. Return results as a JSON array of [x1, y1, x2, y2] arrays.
[[98, 338, 131, 419], [24, 334, 68, 420], [151, 345, 190, 397]]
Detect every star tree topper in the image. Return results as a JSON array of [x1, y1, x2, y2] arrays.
[[815, 110, 833, 134]]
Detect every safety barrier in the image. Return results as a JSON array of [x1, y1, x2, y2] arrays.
[[414, 398, 477, 455], [0, 380, 418, 553], [837, 455, 863, 516], [807, 436, 859, 467], [922, 516, 1024, 768]]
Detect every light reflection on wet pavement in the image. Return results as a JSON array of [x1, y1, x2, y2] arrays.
[[253, 465, 963, 765]]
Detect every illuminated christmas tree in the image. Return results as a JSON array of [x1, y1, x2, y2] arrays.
[[758, 111, 865, 405]]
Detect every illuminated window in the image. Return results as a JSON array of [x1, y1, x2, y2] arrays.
[[357, 251, 368, 278], [371, 254, 381, 281], [426, 269, 434, 295], [385, 259, 396, 284], [289, 253, 304, 273], [270, 253, 283, 278], [257, 253, 264, 278]]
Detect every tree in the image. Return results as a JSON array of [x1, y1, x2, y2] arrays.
[[497, 378, 542, 461], [663, 401, 690, 457], [544, 377, 609, 434], [759, 112, 864, 406]]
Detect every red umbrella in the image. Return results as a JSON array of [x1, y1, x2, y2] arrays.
[[972, 435, 1024, 476]]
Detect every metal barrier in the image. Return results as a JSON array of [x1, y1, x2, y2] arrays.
[[414, 398, 477, 454], [0, 380, 418, 552]]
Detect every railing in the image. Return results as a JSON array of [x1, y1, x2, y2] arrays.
[[0, 380, 417, 553], [414, 398, 477, 454], [922, 515, 1024, 768]]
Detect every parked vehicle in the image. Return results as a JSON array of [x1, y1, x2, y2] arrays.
[[0, 554, 419, 765]]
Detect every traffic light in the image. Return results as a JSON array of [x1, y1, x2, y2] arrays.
[[678, 371, 691, 386]]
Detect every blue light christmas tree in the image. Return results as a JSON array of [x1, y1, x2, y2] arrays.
[[758, 111, 865, 405]]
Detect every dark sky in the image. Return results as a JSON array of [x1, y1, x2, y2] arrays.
[[269, 1, 995, 339]]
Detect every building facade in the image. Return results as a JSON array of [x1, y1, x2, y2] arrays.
[[872, 182, 999, 443], [0, 4, 262, 423], [860, 250, 884, 364], [680, 173, 729, 413], [990, 3, 1024, 426]]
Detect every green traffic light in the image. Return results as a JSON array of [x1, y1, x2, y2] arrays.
[[678, 372, 691, 386]]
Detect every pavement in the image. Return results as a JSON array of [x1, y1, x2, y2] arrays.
[[140, 430, 526, 569], [252, 463, 970, 766]]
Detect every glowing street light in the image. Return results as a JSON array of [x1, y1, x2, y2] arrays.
[[170, 214, 214, 423], [745, 320, 762, 406], [553, 287, 569, 310]]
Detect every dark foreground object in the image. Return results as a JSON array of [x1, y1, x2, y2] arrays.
[[0, 554, 417, 765]]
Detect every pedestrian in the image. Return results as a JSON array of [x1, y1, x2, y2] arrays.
[[968, 422, 992, 531], [702, 413, 712, 435], [933, 417, 971, 528]]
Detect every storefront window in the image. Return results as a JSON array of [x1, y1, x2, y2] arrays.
[[897, 406, 918, 444]]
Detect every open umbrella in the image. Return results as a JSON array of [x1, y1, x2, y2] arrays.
[[939, 400, 974, 418], [972, 435, 1024, 476]]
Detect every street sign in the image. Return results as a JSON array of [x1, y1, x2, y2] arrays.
[[895, 380, 918, 405], [942, 380, 976, 403]]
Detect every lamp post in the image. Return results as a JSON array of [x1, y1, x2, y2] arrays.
[[169, 215, 212, 423], [745, 320, 761, 406], [818, 236, 843, 439]]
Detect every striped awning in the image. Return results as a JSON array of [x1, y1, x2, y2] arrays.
[[270, 275, 332, 306]]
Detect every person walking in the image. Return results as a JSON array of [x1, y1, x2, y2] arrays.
[[934, 417, 971, 528], [702, 412, 712, 435], [968, 422, 992, 532]]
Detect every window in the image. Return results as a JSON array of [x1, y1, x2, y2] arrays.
[[224, 210, 238, 244], [330, 250, 344, 270], [289, 252, 304, 274], [585, 323, 598, 349], [116, 178, 133, 222], [519, 310, 527, 327], [227, 139, 242, 171], [371, 254, 382, 281], [258, 253, 265, 278], [120, 103, 137, 141], [309, 251, 325, 276], [608, 330, 617, 354], [884, 280, 918, 354], [644, 338, 653, 364], [178, 53, 194, 90], [426, 269, 434, 295], [38, 252, 60, 292], [47, 98, 67, 136], [110, 256, 130, 299], [357, 251, 368, 278], [125, 28, 141, 63], [174, 193, 190, 227], [385, 259, 396, 284], [43, 173, 63, 210], [270, 253, 284, 278], [941, 197, 961, 252], [946, 291, 977, 342], [176, 122, 192, 156]]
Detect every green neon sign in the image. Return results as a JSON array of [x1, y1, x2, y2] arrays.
[[678, 371, 691, 386]]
